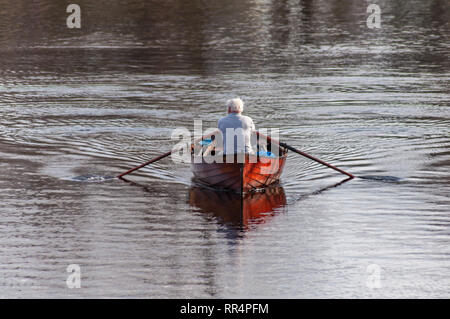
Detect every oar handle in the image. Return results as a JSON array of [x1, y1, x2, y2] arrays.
[[255, 131, 354, 179], [255, 131, 282, 148]]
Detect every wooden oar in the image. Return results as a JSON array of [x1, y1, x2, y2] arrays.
[[117, 130, 219, 178], [117, 150, 172, 178], [256, 131, 354, 179]]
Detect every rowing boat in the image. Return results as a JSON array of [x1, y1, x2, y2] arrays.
[[190, 136, 288, 194], [118, 131, 354, 189]]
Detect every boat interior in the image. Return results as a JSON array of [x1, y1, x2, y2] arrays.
[[192, 132, 287, 159]]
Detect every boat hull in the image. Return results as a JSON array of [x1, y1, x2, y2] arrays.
[[191, 153, 287, 194]]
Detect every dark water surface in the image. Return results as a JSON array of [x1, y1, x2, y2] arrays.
[[0, 0, 449, 298]]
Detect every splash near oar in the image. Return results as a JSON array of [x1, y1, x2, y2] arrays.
[[71, 174, 116, 182]]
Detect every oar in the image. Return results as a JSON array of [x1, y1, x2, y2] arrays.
[[117, 130, 219, 179], [256, 131, 354, 179], [117, 150, 172, 178]]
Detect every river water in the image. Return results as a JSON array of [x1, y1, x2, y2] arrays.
[[0, 0, 449, 298]]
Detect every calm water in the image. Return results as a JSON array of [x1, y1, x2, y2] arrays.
[[0, 0, 449, 298]]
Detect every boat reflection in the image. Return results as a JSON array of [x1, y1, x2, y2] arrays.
[[188, 185, 287, 230]]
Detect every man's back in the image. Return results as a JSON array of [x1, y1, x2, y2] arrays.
[[218, 113, 255, 154]]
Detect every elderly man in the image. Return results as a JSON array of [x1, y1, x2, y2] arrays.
[[218, 98, 255, 154]]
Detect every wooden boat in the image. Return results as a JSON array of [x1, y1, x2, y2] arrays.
[[190, 135, 288, 194], [189, 185, 286, 229]]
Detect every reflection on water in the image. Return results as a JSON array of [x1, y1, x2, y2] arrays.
[[0, 0, 449, 298], [189, 185, 287, 231], [287, 176, 353, 203], [358, 175, 403, 183]]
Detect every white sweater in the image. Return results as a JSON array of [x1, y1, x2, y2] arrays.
[[218, 113, 255, 154]]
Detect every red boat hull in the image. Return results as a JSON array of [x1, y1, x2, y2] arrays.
[[191, 153, 287, 194]]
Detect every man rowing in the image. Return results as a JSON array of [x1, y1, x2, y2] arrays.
[[218, 98, 256, 155]]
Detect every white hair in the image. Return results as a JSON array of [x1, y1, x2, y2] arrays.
[[227, 98, 244, 113]]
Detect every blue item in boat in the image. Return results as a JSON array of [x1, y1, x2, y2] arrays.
[[257, 151, 276, 158], [199, 139, 212, 146]]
